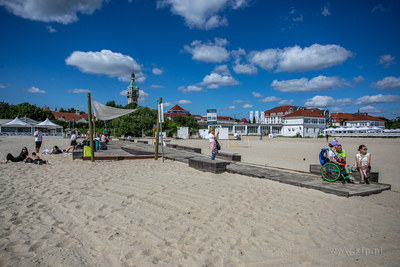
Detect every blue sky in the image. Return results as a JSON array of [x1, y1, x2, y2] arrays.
[[0, 0, 399, 119]]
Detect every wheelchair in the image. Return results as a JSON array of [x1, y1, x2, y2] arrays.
[[319, 149, 352, 184]]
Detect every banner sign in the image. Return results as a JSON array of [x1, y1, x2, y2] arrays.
[[255, 111, 259, 123], [207, 109, 217, 124], [249, 111, 253, 124], [260, 111, 265, 124], [158, 103, 164, 123]]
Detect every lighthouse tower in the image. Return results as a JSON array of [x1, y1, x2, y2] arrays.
[[127, 72, 139, 104]]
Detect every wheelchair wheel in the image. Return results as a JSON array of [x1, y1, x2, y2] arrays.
[[321, 163, 341, 182]]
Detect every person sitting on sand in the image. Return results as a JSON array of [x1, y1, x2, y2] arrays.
[[3, 147, 29, 163], [328, 141, 354, 183], [41, 145, 63, 154], [29, 152, 50, 165]]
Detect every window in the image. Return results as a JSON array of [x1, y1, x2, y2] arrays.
[[319, 119, 325, 124], [312, 119, 318, 124], [304, 118, 310, 123], [248, 126, 258, 133]]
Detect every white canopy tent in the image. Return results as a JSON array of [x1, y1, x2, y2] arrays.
[[1, 117, 32, 127], [0, 117, 33, 135], [35, 118, 63, 129]]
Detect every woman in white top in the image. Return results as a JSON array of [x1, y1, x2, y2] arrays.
[[208, 127, 219, 160], [355, 144, 371, 184]]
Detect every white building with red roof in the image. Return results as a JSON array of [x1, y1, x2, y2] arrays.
[[283, 109, 327, 137], [344, 114, 385, 128], [164, 105, 191, 119]]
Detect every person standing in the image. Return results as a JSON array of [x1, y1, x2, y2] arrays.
[[66, 131, 77, 152], [34, 128, 43, 153], [325, 133, 329, 143], [208, 127, 219, 160]]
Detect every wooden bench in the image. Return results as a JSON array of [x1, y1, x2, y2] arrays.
[[166, 143, 178, 148], [216, 152, 241, 162], [176, 145, 201, 154], [309, 164, 379, 183], [137, 140, 148, 144], [188, 158, 226, 174], [72, 149, 83, 160]]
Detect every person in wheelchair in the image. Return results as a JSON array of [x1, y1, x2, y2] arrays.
[[335, 144, 356, 181], [328, 141, 354, 183]]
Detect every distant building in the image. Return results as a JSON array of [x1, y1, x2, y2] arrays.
[[331, 111, 368, 126], [127, 73, 139, 104], [283, 109, 327, 138], [239, 118, 248, 123], [165, 105, 191, 119], [344, 114, 385, 128], [43, 106, 88, 123]]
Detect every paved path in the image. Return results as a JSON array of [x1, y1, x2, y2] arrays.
[[83, 140, 391, 197]]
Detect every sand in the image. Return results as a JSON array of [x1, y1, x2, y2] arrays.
[[0, 137, 399, 266]]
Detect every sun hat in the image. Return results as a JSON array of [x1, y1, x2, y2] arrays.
[[331, 141, 339, 146]]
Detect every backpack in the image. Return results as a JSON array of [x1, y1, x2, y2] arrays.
[[319, 148, 329, 165]]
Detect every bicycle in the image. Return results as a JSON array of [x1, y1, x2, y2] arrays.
[[319, 148, 352, 184]]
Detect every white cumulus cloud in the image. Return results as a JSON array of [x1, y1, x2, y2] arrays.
[[212, 64, 231, 75], [242, 104, 253, 109], [178, 85, 204, 93], [248, 44, 353, 73], [46, 25, 57, 33], [26, 87, 46, 93], [359, 105, 387, 115], [163, 102, 174, 107], [232, 63, 258, 75], [354, 94, 400, 105], [183, 38, 230, 63], [199, 73, 239, 89], [175, 100, 193, 105], [252, 92, 263, 98], [65, 49, 145, 83], [258, 96, 281, 103], [156, 0, 250, 30], [66, 89, 92, 93], [0, 0, 107, 24], [304, 95, 351, 108], [370, 76, 400, 90], [152, 67, 163, 75], [149, 85, 165, 88], [279, 99, 294, 105], [377, 55, 396, 68], [321, 3, 331, 16], [353, 76, 364, 83], [272, 75, 349, 93]]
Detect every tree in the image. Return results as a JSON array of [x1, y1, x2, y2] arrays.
[[67, 108, 76, 113], [105, 100, 123, 109], [59, 108, 67, 112], [0, 102, 54, 121]]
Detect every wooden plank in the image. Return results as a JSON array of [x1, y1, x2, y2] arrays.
[[83, 155, 162, 160], [188, 158, 226, 173], [216, 152, 241, 162]]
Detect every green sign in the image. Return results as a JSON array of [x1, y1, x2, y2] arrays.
[[207, 109, 217, 125]]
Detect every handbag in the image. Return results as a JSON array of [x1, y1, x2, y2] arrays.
[[216, 140, 221, 151]]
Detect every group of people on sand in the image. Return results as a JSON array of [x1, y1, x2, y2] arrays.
[[3, 147, 50, 165], [328, 140, 371, 184]]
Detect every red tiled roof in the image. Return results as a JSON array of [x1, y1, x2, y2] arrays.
[[52, 111, 88, 121], [331, 112, 354, 123], [240, 118, 248, 123], [283, 109, 325, 118], [264, 105, 298, 116], [346, 114, 385, 122], [169, 105, 185, 111], [191, 115, 202, 118], [165, 113, 189, 118], [217, 116, 235, 121]]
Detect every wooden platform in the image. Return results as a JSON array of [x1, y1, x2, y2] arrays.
[[76, 140, 391, 197]]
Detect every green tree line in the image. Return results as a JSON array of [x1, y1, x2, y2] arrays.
[[0, 101, 204, 137]]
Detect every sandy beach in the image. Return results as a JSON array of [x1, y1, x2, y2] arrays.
[[0, 137, 399, 266]]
